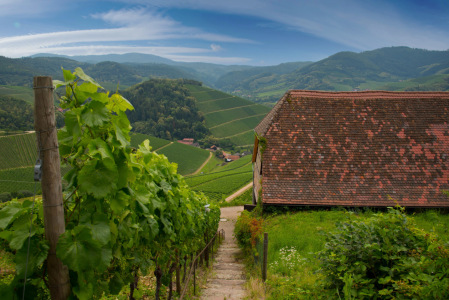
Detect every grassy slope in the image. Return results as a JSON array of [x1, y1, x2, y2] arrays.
[[186, 84, 270, 146], [0, 86, 34, 103], [185, 155, 253, 202], [257, 209, 449, 298], [156, 141, 210, 175]]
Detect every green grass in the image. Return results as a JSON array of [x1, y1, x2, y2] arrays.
[[253, 209, 449, 299], [186, 156, 253, 203], [220, 130, 255, 147], [197, 97, 254, 114], [0, 86, 34, 103], [197, 155, 223, 174], [157, 142, 210, 175], [210, 115, 264, 138], [205, 105, 269, 128], [130, 132, 170, 150]]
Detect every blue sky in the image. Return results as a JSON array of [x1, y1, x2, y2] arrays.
[[0, 0, 448, 65]]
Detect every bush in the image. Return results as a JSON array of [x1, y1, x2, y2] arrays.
[[17, 190, 33, 199], [318, 207, 449, 299], [234, 210, 263, 248], [0, 192, 11, 203]]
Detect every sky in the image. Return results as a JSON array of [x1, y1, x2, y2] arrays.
[[0, 0, 448, 66]]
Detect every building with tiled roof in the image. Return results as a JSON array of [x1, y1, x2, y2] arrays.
[[252, 90, 449, 207]]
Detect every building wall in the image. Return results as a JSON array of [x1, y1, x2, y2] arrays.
[[252, 145, 263, 204]]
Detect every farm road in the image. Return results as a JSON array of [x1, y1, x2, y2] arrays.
[[201, 206, 246, 299]]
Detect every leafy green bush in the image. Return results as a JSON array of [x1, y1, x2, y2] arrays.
[[234, 210, 263, 248], [318, 207, 449, 299], [0, 192, 11, 203]]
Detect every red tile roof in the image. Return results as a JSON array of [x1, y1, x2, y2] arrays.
[[257, 90, 449, 207]]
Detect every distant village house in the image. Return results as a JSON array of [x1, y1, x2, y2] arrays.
[[253, 90, 449, 208]]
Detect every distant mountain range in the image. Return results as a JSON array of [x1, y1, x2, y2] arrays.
[[2, 46, 449, 105]]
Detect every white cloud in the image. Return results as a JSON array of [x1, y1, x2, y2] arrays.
[[141, 0, 449, 51], [0, 7, 253, 63]]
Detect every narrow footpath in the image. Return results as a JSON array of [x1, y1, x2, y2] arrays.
[[201, 206, 246, 300]]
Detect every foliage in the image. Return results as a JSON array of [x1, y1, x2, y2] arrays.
[[123, 79, 209, 140], [0, 96, 34, 131], [234, 210, 264, 248], [318, 207, 449, 299], [0, 68, 220, 299], [0, 193, 11, 203]]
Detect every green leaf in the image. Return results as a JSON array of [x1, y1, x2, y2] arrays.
[[9, 214, 36, 250], [56, 225, 103, 272], [81, 101, 109, 127], [15, 237, 49, 278], [72, 270, 95, 300], [109, 273, 124, 295], [87, 138, 113, 161], [78, 159, 118, 199], [107, 93, 134, 112], [87, 213, 111, 247], [110, 190, 130, 214], [74, 67, 102, 88], [0, 202, 23, 229], [53, 79, 67, 89], [62, 68, 76, 82], [61, 109, 82, 143]]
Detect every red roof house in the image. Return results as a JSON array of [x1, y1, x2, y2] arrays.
[[252, 90, 449, 207]]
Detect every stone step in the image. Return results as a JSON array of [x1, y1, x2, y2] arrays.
[[212, 263, 245, 271], [201, 287, 246, 300]]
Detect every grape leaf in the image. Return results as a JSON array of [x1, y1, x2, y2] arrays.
[[56, 225, 103, 272], [15, 237, 49, 278], [78, 159, 118, 199], [75, 67, 102, 88], [0, 202, 23, 230], [81, 101, 109, 127]]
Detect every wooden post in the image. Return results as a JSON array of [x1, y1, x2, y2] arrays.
[[262, 232, 268, 282], [34, 76, 70, 299]]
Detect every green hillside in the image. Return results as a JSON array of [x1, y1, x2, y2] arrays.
[[214, 47, 449, 104], [186, 85, 270, 147], [185, 155, 253, 202], [129, 133, 210, 175], [156, 141, 210, 175]]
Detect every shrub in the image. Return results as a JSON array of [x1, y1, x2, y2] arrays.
[[16, 190, 33, 199], [0, 192, 11, 203], [234, 210, 264, 248], [318, 207, 449, 299]]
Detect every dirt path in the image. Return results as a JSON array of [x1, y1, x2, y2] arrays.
[[153, 141, 173, 152], [201, 206, 246, 300], [190, 152, 213, 175], [225, 182, 252, 202]]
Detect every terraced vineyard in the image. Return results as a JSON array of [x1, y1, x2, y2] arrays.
[[0, 132, 211, 195], [156, 141, 210, 175], [185, 155, 253, 202], [186, 84, 270, 147]]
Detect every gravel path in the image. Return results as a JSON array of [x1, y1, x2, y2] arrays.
[[201, 206, 246, 300]]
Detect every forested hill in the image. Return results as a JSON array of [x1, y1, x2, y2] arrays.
[[214, 47, 449, 105], [123, 79, 209, 140]]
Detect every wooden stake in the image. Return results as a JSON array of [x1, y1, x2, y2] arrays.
[[262, 232, 268, 282], [34, 76, 70, 299]]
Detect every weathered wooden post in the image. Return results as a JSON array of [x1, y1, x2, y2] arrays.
[[262, 232, 268, 282], [34, 76, 70, 299]]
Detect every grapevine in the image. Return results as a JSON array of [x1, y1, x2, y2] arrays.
[[0, 68, 220, 299]]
